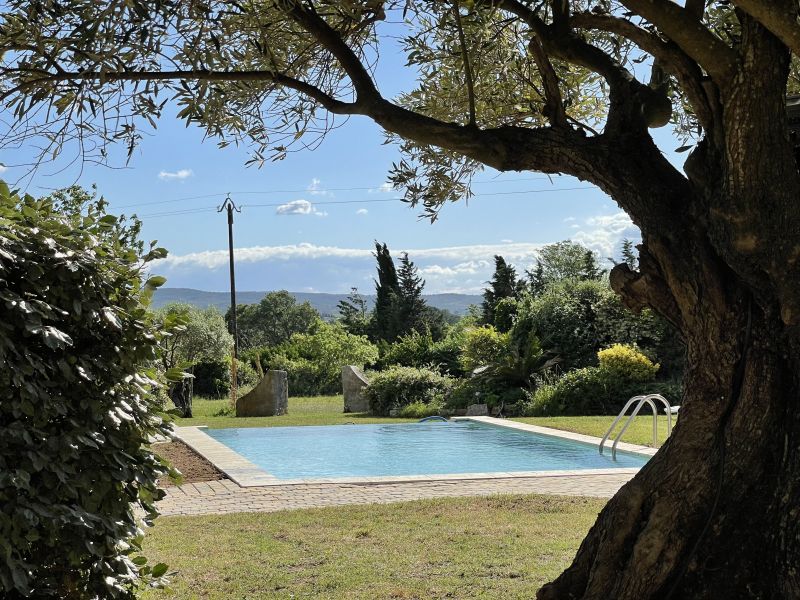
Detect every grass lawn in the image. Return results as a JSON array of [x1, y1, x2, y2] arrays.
[[142, 495, 603, 600], [176, 395, 673, 447], [512, 415, 675, 448], [175, 395, 415, 429]]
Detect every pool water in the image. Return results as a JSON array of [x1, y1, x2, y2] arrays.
[[205, 421, 648, 479]]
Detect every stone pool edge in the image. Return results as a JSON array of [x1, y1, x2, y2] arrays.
[[173, 417, 654, 489]]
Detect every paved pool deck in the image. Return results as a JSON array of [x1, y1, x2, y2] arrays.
[[157, 417, 654, 517]]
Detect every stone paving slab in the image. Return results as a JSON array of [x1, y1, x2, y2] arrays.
[[157, 471, 633, 517], [457, 416, 659, 456]]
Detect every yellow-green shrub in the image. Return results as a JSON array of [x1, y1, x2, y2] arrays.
[[597, 344, 659, 382]]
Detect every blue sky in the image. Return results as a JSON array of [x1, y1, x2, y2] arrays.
[[0, 21, 686, 295]]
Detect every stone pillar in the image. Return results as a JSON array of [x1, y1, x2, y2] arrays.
[[342, 365, 370, 413], [235, 370, 288, 417]]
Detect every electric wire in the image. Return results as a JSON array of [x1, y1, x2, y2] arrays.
[[114, 175, 569, 210], [134, 186, 595, 218]]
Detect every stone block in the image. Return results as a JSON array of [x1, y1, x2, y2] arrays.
[[466, 403, 489, 416], [236, 370, 288, 417], [342, 365, 370, 413]]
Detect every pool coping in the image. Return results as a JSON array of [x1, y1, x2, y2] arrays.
[[173, 417, 656, 488]]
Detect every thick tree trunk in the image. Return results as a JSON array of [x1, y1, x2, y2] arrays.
[[538, 296, 800, 599], [539, 18, 800, 599]]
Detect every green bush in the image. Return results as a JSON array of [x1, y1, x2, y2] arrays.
[[447, 377, 527, 412], [192, 358, 259, 398], [378, 329, 464, 376], [460, 326, 509, 372], [523, 344, 663, 416], [267, 320, 378, 396], [0, 185, 172, 597], [597, 344, 659, 382], [365, 366, 454, 416], [397, 399, 445, 418], [514, 279, 684, 373]]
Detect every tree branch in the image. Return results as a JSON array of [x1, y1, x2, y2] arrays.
[[0, 69, 361, 114], [452, 0, 477, 126], [729, 0, 800, 56], [619, 0, 738, 82], [283, 1, 381, 105], [570, 12, 712, 130], [527, 34, 568, 127]]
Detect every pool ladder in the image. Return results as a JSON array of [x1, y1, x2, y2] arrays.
[[599, 394, 674, 460]]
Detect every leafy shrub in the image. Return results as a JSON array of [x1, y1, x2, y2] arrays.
[[192, 358, 259, 398], [378, 329, 435, 368], [267, 320, 378, 396], [446, 377, 527, 411], [378, 329, 464, 376], [523, 344, 662, 416], [597, 344, 659, 382], [365, 366, 454, 416], [492, 296, 518, 332], [514, 279, 684, 372], [397, 399, 445, 418], [460, 326, 510, 372], [0, 185, 172, 597]]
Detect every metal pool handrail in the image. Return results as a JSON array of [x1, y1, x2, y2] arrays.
[[418, 416, 448, 423], [600, 394, 673, 459]]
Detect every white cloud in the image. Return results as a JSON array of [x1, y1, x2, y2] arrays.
[[573, 211, 640, 258], [501, 239, 513, 243], [369, 182, 394, 194], [0, 165, 7, 173], [419, 260, 492, 278], [159, 243, 371, 269], [356, 208, 368, 215], [275, 199, 327, 217], [306, 178, 331, 196], [563, 216, 576, 223], [158, 168, 193, 181], [157, 241, 543, 272]]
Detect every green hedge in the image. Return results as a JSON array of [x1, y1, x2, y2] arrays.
[[0, 185, 172, 597], [523, 370, 682, 416], [365, 366, 454, 416]]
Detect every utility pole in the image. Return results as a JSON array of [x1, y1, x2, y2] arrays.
[[218, 195, 241, 410]]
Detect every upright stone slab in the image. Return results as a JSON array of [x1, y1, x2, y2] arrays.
[[236, 370, 288, 417], [342, 365, 370, 413], [466, 403, 489, 416]]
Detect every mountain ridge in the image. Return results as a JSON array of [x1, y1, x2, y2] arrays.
[[152, 287, 481, 316]]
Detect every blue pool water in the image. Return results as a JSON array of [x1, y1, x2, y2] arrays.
[[205, 421, 648, 479]]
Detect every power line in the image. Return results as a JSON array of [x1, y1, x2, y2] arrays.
[[114, 175, 568, 210], [136, 186, 594, 218]]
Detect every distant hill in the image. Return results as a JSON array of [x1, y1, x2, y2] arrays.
[[152, 288, 481, 317]]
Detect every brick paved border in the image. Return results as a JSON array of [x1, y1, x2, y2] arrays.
[[157, 471, 636, 516]]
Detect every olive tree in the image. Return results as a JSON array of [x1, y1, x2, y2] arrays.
[[2, 1, 800, 597], [157, 303, 233, 417]]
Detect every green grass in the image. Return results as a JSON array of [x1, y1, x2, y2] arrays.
[[142, 495, 603, 599], [175, 395, 415, 429], [513, 415, 676, 448]]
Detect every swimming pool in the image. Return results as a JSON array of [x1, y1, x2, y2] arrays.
[[204, 420, 648, 480]]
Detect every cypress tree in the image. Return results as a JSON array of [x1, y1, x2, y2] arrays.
[[482, 255, 519, 325], [372, 242, 402, 342], [397, 252, 427, 334]]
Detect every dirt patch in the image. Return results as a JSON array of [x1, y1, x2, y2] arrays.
[[154, 440, 226, 487]]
